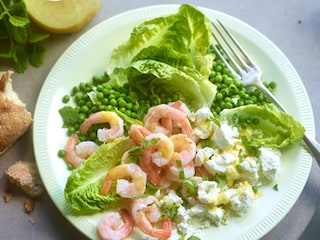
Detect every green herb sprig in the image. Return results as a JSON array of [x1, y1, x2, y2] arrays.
[[0, 0, 49, 72]]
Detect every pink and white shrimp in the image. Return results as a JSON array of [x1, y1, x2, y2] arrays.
[[144, 133, 174, 167], [101, 163, 147, 198], [161, 101, 192, 136], [169, 100, 191, 115], [139, 133, 174, 185], [80, 111, 124, 142], [64, 134, 98, 168], [131, 196, 172, 239], [143, 103, 193, 138], [128, 124, 151, 145], [170, 134, 196, 165], [97, 209, 133, 240], [165, 161, 195, 182]]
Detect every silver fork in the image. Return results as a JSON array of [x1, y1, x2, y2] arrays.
[[211, 20, 320, 166]]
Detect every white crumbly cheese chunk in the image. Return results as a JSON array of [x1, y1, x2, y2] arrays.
[[230, 182, 255, 216], [204, 152, 236, 175], [206, 207, 225, 225], [195, 147, 216, 166], [239, 156, 259, 184], [162, 190, 183, 207], [175, 205, 191, 234], [213, 122, 239, 150], [197, 180, 220, 205], [259, 147, 281, 181], [189, 107, 215, 139]]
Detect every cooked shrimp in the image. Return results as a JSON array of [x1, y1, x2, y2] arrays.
[[97, 209, 133, 240], [131, 196, 172, 239], [101, 163, 147, 198], [75, 141, 99, 159], [128, 124, 151, 145], [140, 148, 162, 185], [165, 161, 195, 182], [170, 134, 196, 165], [80, 111, 124, 142], [139, 133, 174, 185], [169, 100, 191, 115], [64, 135, 97, 168], [144, 133, 174, 167], [161, 101, 192, 135], [143, 104, 193, 138]]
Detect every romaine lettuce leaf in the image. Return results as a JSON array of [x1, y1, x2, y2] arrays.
[[107, 4, 215, 83], [219, 104, 305, 148], [64, 137, 135, 214], [178, 4, 215, 77], [127, 59, 216, 110]]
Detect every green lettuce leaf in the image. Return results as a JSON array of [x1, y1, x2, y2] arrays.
[[127, 59, 217, 110], [178, 4, 215, 77], [219, 104, 305, 148], [107, 4, 215, 83], [64, 137, 135, 214]]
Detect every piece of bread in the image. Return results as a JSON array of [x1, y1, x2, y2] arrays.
[[0, 71, 33, 154], [5, 161, 43, 198], [24, 0, 101, 34]]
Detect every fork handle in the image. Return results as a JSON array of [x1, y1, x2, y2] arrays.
[[256, 80, 320, 166], [303, 134, 320, 166]]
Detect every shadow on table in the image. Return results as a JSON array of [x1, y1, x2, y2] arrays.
[[299, 200, 320, 240]]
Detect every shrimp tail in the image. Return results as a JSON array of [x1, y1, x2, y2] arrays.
[[120, 209, 134, 237], [101, 176, 112, 195], [151, 218, 172, 239]]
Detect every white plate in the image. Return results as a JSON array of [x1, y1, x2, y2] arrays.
[[33, 5, 314, 240]]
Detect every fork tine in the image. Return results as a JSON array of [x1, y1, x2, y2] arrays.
[[216, 20, 256, 69], [211, 22, 242, 79]]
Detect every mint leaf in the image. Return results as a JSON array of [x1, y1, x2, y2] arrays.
[[0, 0, 49, 72], [10, 25, 28, 44], [29, 32, 50, 43], [9, 15, 29, 27], [28, 42, 46, 67], [13, 45, 29, 73], [59, 106, 79, 128]]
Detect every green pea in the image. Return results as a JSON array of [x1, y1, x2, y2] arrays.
[[215, 92, 223, 100], [109, 98, 117, 106], [96, 92, 104, 100], [58, 149, 65, 158], [106, 105, 113, 111], [80, 105, 89, 113], [118, 98, 127, 108], [268, 81, 277, 90], [132, 104, 139, 112], [62, 95, 70, 103], [215, 74, 223, 83], [225, 102, 233, 109], [126, 102, 133, 110]]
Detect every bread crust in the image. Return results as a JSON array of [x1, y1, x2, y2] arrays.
[[0, 71, 33, 154]]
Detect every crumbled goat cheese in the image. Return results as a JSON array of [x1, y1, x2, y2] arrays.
[[189, 107, 215, 139], [204, 152, 236, 175], [213, 122, 239, 150], [206, 207, 225, 225], [259, 147, 281, 181], [230, 182, 255, 216], [239, 156, 259, 184], [197, 180, 220, 205], [195, 147, 216, 166], [162, 190, 183, 207]]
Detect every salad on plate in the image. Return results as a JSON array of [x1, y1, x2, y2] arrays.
[[57, 4, 305, 240]]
